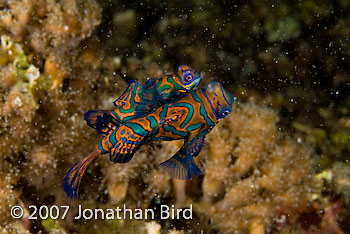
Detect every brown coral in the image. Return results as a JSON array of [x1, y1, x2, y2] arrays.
[[0, 1, 105, 232], [194, 103, 316, 233]]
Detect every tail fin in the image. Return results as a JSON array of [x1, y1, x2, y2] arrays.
[[84, 110, 119, 136], [159, 154, 202, 180], [63, 149, 100, 200]]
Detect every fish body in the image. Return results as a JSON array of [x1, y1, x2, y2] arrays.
[[84, 65, 202, 136], [64, 81, 234, 200]]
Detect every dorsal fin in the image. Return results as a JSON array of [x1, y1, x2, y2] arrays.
[[84, 110, 119, 137], [133, 79, 159, 117]]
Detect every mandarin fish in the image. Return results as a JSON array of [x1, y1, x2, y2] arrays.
[[83, 65, 202, 137], [63, 81, 234, 199]]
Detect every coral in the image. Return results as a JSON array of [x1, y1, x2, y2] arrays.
[[144, 221, 185, 234], [315, 163, 350, 203], [332, 162, 350, 202], [0, 0, 104, 158], [191, 103, 316, 233], [104, 144, 173, 207], [0, 166, 31, 234], [0, 171, 16, 227], [144, 221, 161, 234], [0, 0, 105, 232], [0, 36, 41, 156], [103, 150, 151, 204], [0, 0, 101, 90], [41, 217, 67, 234]]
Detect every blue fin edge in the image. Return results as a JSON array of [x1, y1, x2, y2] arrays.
[[159, 155, 202, 180], [84, 110, 119, 136], [63, 162, 81, 200]]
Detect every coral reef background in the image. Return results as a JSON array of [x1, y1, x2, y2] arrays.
[[0, 0, 349, 233]]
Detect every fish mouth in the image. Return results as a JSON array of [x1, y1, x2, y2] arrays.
[[184, 77, 201, 90]]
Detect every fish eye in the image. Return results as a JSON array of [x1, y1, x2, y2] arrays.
[[181, 70, 195, 83], [185, 75, 193, 81], [222, 110, 230, 116]]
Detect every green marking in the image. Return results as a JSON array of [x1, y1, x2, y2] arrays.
[[125, 122, 147, 136], [98, 142, 107, 154], [123, 116, 135, 122], [191, 91, 214, 126], [109, 131, 117, 145], [186, 122, 202, 131], [156, 78, 163, 89], [119, 94, 135, 113], [158, 84, 171, 93], [168, 75, 183, 90], [171, 103, 194, 129], [159, 104, 169, 119], [164, 125, 187, 138], [119, 81, 143, 114], [146, 116, 158, 128], [111, 110, 121, 122]]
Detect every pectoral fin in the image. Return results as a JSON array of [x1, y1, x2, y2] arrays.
[[159, 152, 202, 180], [109, 126, 145, 163], [186, 134, 206, 157], [159, 132, 208, 180]]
